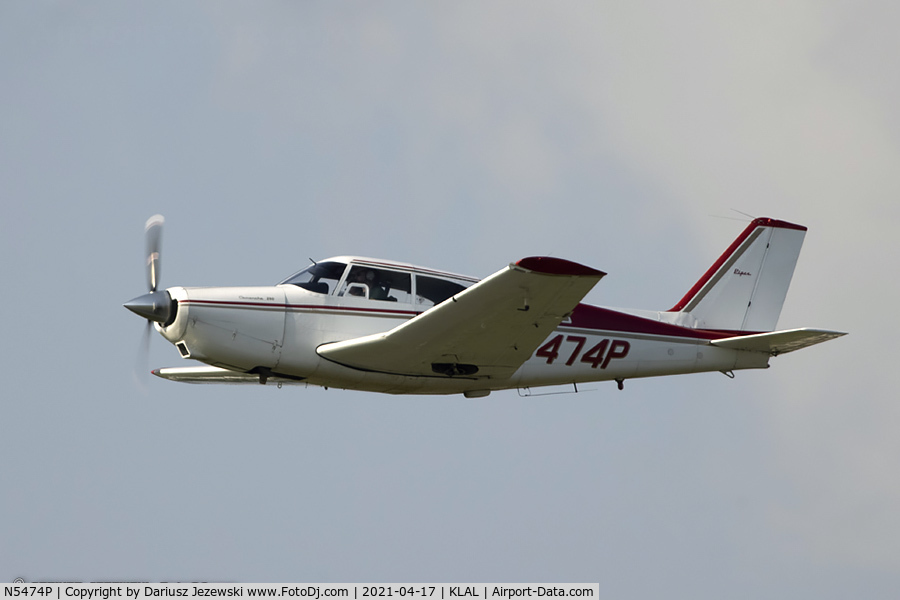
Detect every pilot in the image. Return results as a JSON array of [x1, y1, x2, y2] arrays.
[[347, 268, 386, 299]]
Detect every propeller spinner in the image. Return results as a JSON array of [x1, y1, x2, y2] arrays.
[[123, 290, 173, 323]]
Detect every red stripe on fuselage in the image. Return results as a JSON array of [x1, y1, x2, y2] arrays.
[[568, 304, 753, 341], [180, 299, 420, 317]]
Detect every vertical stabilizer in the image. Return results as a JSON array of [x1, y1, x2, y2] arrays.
[[668, 218, 807, 332]]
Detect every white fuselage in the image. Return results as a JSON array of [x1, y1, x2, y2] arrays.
[[157, 283, 767, 395]]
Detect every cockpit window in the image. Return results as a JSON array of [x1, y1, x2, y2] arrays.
[[415, 274, 472, 308], [280, 261, 347, 294], [339, 266, 412, 303]]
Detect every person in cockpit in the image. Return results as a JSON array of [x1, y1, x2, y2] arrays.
[[345, 267, 388, 300]]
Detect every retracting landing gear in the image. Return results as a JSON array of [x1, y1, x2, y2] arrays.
[[615, 378, 624, 391]]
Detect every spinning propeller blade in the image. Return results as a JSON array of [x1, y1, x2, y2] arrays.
[[145, 214, 164, 292], [125, 214, 170, 384], [134, 318, 152, 387]]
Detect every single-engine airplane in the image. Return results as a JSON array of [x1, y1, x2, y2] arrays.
[[125, 216, 845, 396]]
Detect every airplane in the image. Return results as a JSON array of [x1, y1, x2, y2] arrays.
[[124, 215, 845, 397]]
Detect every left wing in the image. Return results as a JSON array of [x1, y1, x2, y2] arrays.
[[152, 366, 306, 385], [317, 257, 605, 379]]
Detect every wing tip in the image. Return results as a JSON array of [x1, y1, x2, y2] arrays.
[[515, 256, 605, 278]]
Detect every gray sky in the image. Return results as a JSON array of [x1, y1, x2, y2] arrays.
[[2, 1, 898, 596]]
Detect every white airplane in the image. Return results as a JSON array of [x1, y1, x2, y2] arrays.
[[125, 215, 845, 396]]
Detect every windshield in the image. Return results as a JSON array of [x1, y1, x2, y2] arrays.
[[279, 261, 347, 294]]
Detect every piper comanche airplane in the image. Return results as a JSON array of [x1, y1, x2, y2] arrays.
[[124, 215, 845, 396]]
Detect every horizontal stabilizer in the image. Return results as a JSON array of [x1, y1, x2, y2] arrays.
[[709, 328, 846, 356], [152, 366, 306, 385]]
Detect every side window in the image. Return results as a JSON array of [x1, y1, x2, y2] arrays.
[[415, 275, 471, 309], [339, 266, 412, 303]]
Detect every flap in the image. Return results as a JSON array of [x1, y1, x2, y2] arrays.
[[317, 257, 606, 379], [709, 328, 847, 355]]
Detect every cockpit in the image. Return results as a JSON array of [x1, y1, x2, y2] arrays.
[[278, 258, 477, 309]]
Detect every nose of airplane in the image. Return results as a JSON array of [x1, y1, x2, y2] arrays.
[[124, 290, 174, 324]]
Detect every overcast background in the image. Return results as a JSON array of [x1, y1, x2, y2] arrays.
[[2, 1, 898, 596]]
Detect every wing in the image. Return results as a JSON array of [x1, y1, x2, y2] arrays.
[[709, 328, 847, 355], [152, 366, 306, 385], [317, 257, 606, 379]]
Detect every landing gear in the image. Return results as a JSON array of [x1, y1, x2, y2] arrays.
[[252, 367, 272, 385], [615, 378, 624, 391]]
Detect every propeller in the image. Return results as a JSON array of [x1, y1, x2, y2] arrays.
[[124, 215, 172, 322], [124, 215, 171, 383]]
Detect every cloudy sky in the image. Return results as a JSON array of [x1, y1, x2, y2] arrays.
[[2, 1, 898, 596]]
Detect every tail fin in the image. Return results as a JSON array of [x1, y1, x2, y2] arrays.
[[668, 218, 807, 332]]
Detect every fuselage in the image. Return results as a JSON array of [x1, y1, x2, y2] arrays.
[[155, 257, 768, 395]]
